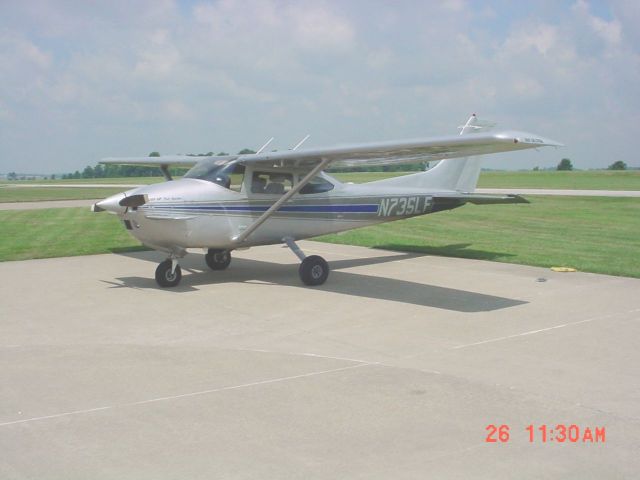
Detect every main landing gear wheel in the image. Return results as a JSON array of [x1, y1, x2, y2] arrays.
[[155, 260, 182, 288], [205, 249, 231, 270], [299, 255, 330, 286]]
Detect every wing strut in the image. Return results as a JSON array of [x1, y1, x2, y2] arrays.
[[231, 157, 332, 245], [160, 165, 173, 181]]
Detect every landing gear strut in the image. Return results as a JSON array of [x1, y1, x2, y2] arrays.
[[205, 249, 231, 270], [284, 237, 329, 286], [155, 258, 182, 287]]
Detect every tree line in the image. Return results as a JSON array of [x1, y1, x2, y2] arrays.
[[554, 158, 628, 171]]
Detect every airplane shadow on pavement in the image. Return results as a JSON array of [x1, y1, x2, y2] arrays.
[[373, 243, 515, 262], [106, 248, 526, 313]]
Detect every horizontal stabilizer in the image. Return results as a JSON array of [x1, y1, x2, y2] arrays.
[[434, 193, 529, 204]]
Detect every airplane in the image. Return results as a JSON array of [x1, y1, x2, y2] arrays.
[[92, 114, 561, 288]]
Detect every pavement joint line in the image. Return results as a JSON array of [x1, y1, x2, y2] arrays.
[[240, 348, 377, 364], [0, 363, 372, 428], [452, 307, 640, 349]]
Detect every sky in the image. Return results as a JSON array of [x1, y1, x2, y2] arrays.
[[0, 0, 638, 174]]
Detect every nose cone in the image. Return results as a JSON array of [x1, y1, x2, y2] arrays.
[[92, 193, 127, 214]]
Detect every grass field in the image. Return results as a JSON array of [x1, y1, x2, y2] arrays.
[[0, 186, 127, 203], [0, 208, 143, 261], [2, 196, 639, 278], [477, 170, 640, 190], [318, 196, 640, 278]]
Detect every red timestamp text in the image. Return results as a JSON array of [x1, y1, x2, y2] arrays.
[[485, 424, 606, 443]]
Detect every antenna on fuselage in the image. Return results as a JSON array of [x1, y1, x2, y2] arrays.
[[256, 137, 274, 154], [291, 134, 310, 151]]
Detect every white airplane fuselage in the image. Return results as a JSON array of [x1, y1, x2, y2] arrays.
[[103, 171, 453, 255]]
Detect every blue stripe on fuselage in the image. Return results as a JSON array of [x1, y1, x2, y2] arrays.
[[144, 204, 379, 213]]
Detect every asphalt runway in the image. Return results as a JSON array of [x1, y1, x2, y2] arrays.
[[1, 242, 639, 479]]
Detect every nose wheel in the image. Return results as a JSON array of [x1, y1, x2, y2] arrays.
[[155, 259, 182, 287], [284, 237, 330, 286]]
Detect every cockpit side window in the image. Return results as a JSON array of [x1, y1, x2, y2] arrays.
[[225, 164, 245, 192], [251, 171, 293, 195], [299, 175, 334, 194]]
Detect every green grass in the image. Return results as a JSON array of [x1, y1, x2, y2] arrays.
[[477, 170, 640, 190], [317, 196, 640, 278], [0, 208, 145, 261], [1, 197, 639, 278], [330, 170, 640, 190], [0, 187, 127, 202]]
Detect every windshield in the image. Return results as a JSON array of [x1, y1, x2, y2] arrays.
[[184, 160, 245, 191]]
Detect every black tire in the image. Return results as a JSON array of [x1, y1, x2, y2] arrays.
[[205, 249, 231, 270], [155, 260, 182, 287], [299, 255, 329, 286]]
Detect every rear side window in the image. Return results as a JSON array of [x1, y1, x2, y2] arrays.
[[300, 175, 334, 195]]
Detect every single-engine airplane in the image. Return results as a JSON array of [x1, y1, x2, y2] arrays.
[[92, 115, 560, 288]]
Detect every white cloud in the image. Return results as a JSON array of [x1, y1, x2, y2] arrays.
[[133, 44, 181, 78], [0, 99, 12, 122], [573, 0, 622, 46], [442, 0, 467, 12], [0, 31, 52, 70], [289, 5, 355, 51], [502, 23, 558, 56], [0, 1, 638, 172], [366, 48, 392, 69], [589, 15, 622, 45], [163, 100, 192, 120]]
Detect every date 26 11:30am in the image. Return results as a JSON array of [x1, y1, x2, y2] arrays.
[[486, 424, 606, 443]]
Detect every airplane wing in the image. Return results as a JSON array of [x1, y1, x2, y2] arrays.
[[236, 130, 562, 170], [100, 155, 214, 168], [100, 130, 560, 172]]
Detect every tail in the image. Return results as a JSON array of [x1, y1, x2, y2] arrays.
[[365, 114, 488, 193]]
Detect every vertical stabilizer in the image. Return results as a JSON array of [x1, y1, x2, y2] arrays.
[[426, 113, 484, 192], [363, 114, 489, 192]]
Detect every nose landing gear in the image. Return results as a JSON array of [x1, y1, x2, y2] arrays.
[[205, 249, 232, 270]]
